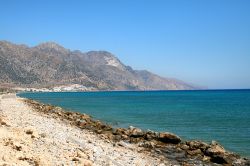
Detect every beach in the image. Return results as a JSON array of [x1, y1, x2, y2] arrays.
[[0, 94, 249, 166], [0, 94, 172, 165]]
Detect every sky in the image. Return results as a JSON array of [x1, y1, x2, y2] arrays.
[[1, 0, 250, 89]]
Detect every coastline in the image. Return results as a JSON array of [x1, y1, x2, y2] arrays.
[[0, 93, 249, 166]]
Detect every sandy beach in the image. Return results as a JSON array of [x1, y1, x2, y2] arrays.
[[0, 94, 171, 166]]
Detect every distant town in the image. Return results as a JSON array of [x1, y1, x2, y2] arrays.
[[13, 84, 96, 92]]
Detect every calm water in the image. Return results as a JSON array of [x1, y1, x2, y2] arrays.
[[18, 90, 250, 157]]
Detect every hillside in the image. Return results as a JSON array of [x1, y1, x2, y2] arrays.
[[0, 41, 195, 90]]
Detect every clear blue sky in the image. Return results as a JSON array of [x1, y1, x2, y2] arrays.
[[1, 0, 250, 89]]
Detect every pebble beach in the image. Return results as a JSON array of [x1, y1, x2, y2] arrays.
[[0, 93, 249, 166], [0, 94, 168, 166]]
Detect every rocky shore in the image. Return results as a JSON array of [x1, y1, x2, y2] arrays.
[[0, 94, 249, 166]]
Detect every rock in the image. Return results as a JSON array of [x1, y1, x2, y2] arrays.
[[232, 158, 250, 166], [0, 119, 7, 126], [106, 133, 114, 140], [202, 156, 211, 162], [76, 150, 89, 159], [76, 119, 87, 124], [128, 126, 135, 130], [25, 127, 39, 138], [117, 141, 134, 149], [130, 137, 142, 143], [209, 154, 229, 164], [138, 141, 155, 149], [79, 159, 93, 166], [72, 157, 80, 161], [186, 140, 209, 151], [205, 141, 225, 155], [187, 149, 202, 156], [25, 129, 33, 135], [180, 144, 189, 150], [205, 141, 237, 164], [157, 132, 181, 144], [96, 129, 102, 134], [78, 122, 87, 128], [121, 134, 129, 140], [114, 128, 128, 135], [80, 114, 91, 119], [40, 133, 46, 138], [114, 135, 122, 141], [129, 127, 144, 138], [145, 131, 157, 141], [31, 131, 39, 138]]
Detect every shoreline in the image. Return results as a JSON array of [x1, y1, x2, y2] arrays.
[[0, 93, 249, 165], [16, 88, 250, 94]]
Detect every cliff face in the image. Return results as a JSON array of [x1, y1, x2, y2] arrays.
[[0, 41, 195, 90]]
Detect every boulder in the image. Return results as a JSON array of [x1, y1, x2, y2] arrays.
[[205, 141, 225, 155], [186, 140, 209, 151], [128, 126, 144, 138], [113, 128, 128, 135], [187, 149, 202, 156], [205, 141, 239, 164], [145, 130, 157, 141], [157, 132, 181, 144]]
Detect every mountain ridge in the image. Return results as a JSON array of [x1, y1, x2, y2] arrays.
[[0, 40, 196, 90]]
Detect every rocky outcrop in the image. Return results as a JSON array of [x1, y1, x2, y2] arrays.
[[158, 132, 182, 144], [0, 40, 195, 90], [177, 140, 250, 165], [24, 99, 250, 166]]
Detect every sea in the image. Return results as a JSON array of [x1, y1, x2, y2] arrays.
[[18, 90, 250, 157]]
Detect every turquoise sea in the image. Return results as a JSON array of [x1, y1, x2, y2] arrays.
[[18, 90, 250, 157]]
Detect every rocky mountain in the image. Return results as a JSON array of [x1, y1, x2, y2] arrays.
[[0, 41, 195, 90]]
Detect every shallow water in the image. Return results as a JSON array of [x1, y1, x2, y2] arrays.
[[19, 90, 250, 157]]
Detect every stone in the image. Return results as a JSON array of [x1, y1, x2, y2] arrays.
[[31, 131, 39, 138], [232, 158, 250, 166], [25, 128, 39, 138], [114, 135, 122, 141], [40, 133, 46, 138], [138, 141, 155, 149], [0, 119, 7, 126], [204, 141, 235, 164], [145, 131, 157, 141], [180, 144, 189, 150], [205, 141, 225, 155], [129, 127, 144, 138], [202, 156, 211, 162], [25, 129, 33, 135], [72, 157, 80, 161], [79, 159, 93, 166], [186, 140, 209, 151], [209, 154, 228, 164], [80, 114, 91, 119], [187, 149, 202, 156], [78, 122, 87, 128], [158, 132, 181, 144], [114, 128, 128, 135], [13, 142, 22, 151], [117, 141, 134, 149], [121, 134, 129, 140]]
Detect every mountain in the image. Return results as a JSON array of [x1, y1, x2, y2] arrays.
[[0, 41, 195, 90]]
